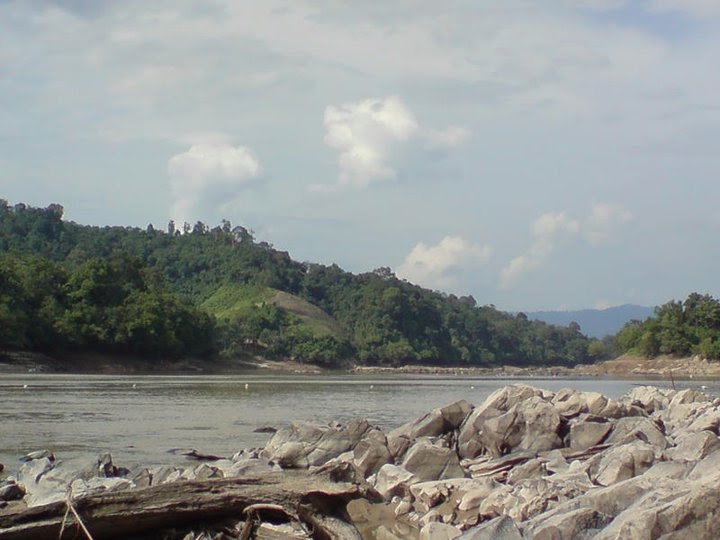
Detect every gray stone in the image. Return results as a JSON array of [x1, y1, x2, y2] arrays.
[[459, 396, 562, 459], [261, 419, 370, 468], [666, 431, 720, 462], [374, 464, 417, 500], [0, 481, 24, 501], [391, 400, 473, 441], [353, 428, 392, 478], [566, 415, 612, 451], [605, 416, 668, 450], [402, 439, 465, 482], [457, 515, 523, 540], [528, 507, 612, 540], [420, 522, 461, 539], [587, 440, 656, 486]]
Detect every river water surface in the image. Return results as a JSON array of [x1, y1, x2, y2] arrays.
[[1, 373, 716, 477]]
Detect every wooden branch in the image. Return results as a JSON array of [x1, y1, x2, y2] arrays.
[[0, 472, 360, 540]]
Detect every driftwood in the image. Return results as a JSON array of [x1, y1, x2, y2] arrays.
[[0, 472, 360, 540]]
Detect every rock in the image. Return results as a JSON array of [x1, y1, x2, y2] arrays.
[[374, 464, 417, 500], [402, 439, 465, 482], [16, 457, 54, 488], [626, 385, 675, 413], [261, 419, 371, 468], [666, 431, 720, 462], [353, 428, 392, 478], [566, 415, 612, 452], [386, 433, 412, 461], [253, 425, 277, 433], [669, 388, 710, 407], [528, 508, 612, 539], [69, 477, 135, 498], [215, 456, 280, 478], [457, 515, 523, 540], [459, 396, 562, 459], [587, 440, 656, 486], [605, 416, 668, 450], [409, 478, 476, 514], [419, 522, 462, 539], [19, 449, 55, 462], [552, 389, 609, 417], [18, 454, 129, 507], [391, 400, 473, 441], [0, 481, 24, 501]]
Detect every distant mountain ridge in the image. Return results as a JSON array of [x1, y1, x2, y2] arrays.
[[528, 304, 655, 338]]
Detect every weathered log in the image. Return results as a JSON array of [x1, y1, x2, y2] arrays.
[[0, 472, 360, 540]]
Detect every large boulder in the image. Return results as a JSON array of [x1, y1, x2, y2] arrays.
[[391, 400, 473, 441], [261, 419, 371, 468], [353, 428, 392, 478], [605, 416, 668, 450], [552, 389, 609, 417], [566, 415, 612, 451], [17, 453, 128, 507], [666, 431, 720, 462], [373, 464, 417, 500], [459, 395, 562, 459], [402, 439, 465, 482], [586, 440, 656, 486]]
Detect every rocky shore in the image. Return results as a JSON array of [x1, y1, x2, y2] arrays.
[[3, 384, 720, 538]]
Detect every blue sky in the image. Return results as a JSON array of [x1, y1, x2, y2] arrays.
[[1, 0, 719, 311]]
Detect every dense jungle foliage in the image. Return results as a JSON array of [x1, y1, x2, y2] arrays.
[[0, 201, 598, 366], [615, 293, 720, 360]]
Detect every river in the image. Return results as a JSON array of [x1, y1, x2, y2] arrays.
[[1, 373, 715, 477]]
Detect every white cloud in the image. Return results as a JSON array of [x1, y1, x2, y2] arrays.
[[167, 143, 262, 224], [321, 96, 470, 189], [500, 212, 580, 289], [585, 203, 634, 244], [396, 236, 492, 291], [501, 205, 632, 288]]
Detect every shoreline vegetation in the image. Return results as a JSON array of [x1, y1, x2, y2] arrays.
[[3, 383, 720, 538]]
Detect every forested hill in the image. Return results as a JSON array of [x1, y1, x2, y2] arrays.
[[0, 201, 597, 367]]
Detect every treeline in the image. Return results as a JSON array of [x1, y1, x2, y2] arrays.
[[616, 293, 720, 360], [0, 252, 214, 357], [0, 201, 597, 366]]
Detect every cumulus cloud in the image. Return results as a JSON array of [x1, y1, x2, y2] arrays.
[[500, 212, 580, 289], [167, 143, 262, 225], [396, 236, 492, 291], [500, 204, 632, 288], [319, 96, 470, 190]]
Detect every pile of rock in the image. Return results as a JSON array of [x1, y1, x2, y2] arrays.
[[3, 384, 720, 539], [261, 384, 720, 539]]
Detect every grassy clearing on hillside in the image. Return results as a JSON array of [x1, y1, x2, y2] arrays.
[[201, 284, 344, 339], [269, 291, 346, 338]]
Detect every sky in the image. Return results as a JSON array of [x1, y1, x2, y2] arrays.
[[1, 0, 719, 312]]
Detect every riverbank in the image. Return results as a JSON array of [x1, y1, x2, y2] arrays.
[[3, 350, 719, 379], [0, 351, 323, 375], [353, 354, 720, 380]]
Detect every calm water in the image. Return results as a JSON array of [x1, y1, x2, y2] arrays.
[[1, 373, 716, 477]]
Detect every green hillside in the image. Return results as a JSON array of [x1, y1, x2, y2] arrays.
[[0, 200, 598, 367]]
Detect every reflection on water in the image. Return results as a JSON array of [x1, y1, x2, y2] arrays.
[[0, 373, 716, 476]]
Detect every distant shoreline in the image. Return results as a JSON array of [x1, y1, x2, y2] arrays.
[[2, 350, 719, 380]]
